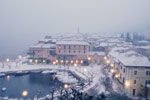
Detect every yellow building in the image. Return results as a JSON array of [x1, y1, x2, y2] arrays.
[[109, 47, 150, 99]]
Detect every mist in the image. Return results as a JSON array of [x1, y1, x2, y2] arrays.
[[0, 0, 150, 59]]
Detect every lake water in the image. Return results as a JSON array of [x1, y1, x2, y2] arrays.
[[0, 73, 63, 99]]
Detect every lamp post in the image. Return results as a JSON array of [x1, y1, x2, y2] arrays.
[[22, 90, 28, 99]]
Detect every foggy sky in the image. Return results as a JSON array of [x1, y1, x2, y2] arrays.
[[0, 0, 150, 59]]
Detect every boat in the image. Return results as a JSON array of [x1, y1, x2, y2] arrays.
[[15, 71, 29, 76], [30, 70, 42, 73], [1, 87, 6, 92], [42, 70, 57, 74], [0, 73, 6, 77]]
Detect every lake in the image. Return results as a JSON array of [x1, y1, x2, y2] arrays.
[[0, 73, 63, 99]]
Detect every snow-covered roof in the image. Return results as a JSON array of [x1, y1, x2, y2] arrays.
[[100, 43, 108, 47], [56, 41, 89, 45], [134, 46, 150, 49], [89, 51, 105, 56], [30, 44, 55, 49], [109, 47, 150, 67]]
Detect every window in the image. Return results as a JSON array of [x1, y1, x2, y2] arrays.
[[84, 46, 86, 50], [64, 45, 66, 49], [69, 45, 71, 49], [133, 89, 136, 96], [74, 50, 76, 53], [146, 71, 150, 76], [134, 71, 137, 75], [145, 80, 150, 85], [79, 50, 80, 53], [134, 80, 136, 84], [124, 68, 125, 72], [74, 45, 76, 48]]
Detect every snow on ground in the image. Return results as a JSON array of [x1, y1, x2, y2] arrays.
[[0, 57, 121, 99], [55, 71, 78, 84]]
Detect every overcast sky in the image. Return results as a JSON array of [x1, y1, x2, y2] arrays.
[[0, 0, 150, 59]]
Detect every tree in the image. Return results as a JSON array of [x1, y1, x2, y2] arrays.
[[107, 93, 132, 100]]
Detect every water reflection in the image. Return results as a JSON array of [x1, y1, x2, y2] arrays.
[[0, 73, 63, 99]]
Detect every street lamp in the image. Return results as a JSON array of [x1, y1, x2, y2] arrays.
[[83, 68, 87, 72], [106, 60, 110, 64], [64, 84, 69, 89], [74, 63, 77, 67], [110, 69, 115, 73], [22, 90, 28, 97], [35, 59, 38, 64], [104, 56, 107, 60], [70, 60, 74, 64], [18, 55, 22, 59], [110, 64, 114, 67], [6, 58, 10, 62], [80, 60, 83, 64], [7, 75, 10, 80], [61, 60, 64, 64], [125, 80, 130, 88], [88, 57, 91, 61]]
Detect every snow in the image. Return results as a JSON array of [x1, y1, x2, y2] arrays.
[[30, 43, 55, 49], [109, 47, 150, 67], [0, 56, 117, 100], [56, 41, 89, 45], [89, 51, 105, 56]]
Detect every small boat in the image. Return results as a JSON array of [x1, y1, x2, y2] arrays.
[[0, 73, 6, 77], [1, 87, 6, 92], [30, 70, 42, 73], [15, 71, 29, 76], [42, 70, 57, 74]]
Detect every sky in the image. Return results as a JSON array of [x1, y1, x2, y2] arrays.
[[0, 0, 150, 59]]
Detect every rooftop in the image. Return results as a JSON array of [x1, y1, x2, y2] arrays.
[[56, 41, 89, 45], [109, 47, 150, 67]]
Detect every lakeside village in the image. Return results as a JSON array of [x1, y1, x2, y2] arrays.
[[0, 32, 150, 100]]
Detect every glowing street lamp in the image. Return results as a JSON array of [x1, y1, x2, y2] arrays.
[[106, 60, 110, 64], [66, 60, 68, 64], [6, 58, 10, 62], [71, 60, 74, 64], [115, 74, 120, 78], [56, 60, 59, 63], [88, 57, 91, 61], [74, 63, 77, 67], [53, 61, 56, 65], [64, 84, 69, 89], [80, 60, 83, 64], [110, 69, 115, 73], [42, 60, 46, 63], [104, 56, 107, 60], [61, 60, 64, 64], [110, 64, 114, 67], [76, 60, 79, 64], [83, 68, 87, 72], [125, 80, 130, 88], [29, 59, 33, 63], [18, 55, 22, 59], [22, 90, 28, 97], [35, 59, 38, 63], [7, 75, 10, 80]]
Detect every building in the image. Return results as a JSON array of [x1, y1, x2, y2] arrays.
[[108, 47, 150, 99], [56, 41, 89, 62]]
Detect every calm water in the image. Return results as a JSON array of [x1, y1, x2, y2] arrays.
[[0, 73, 63, 99]]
